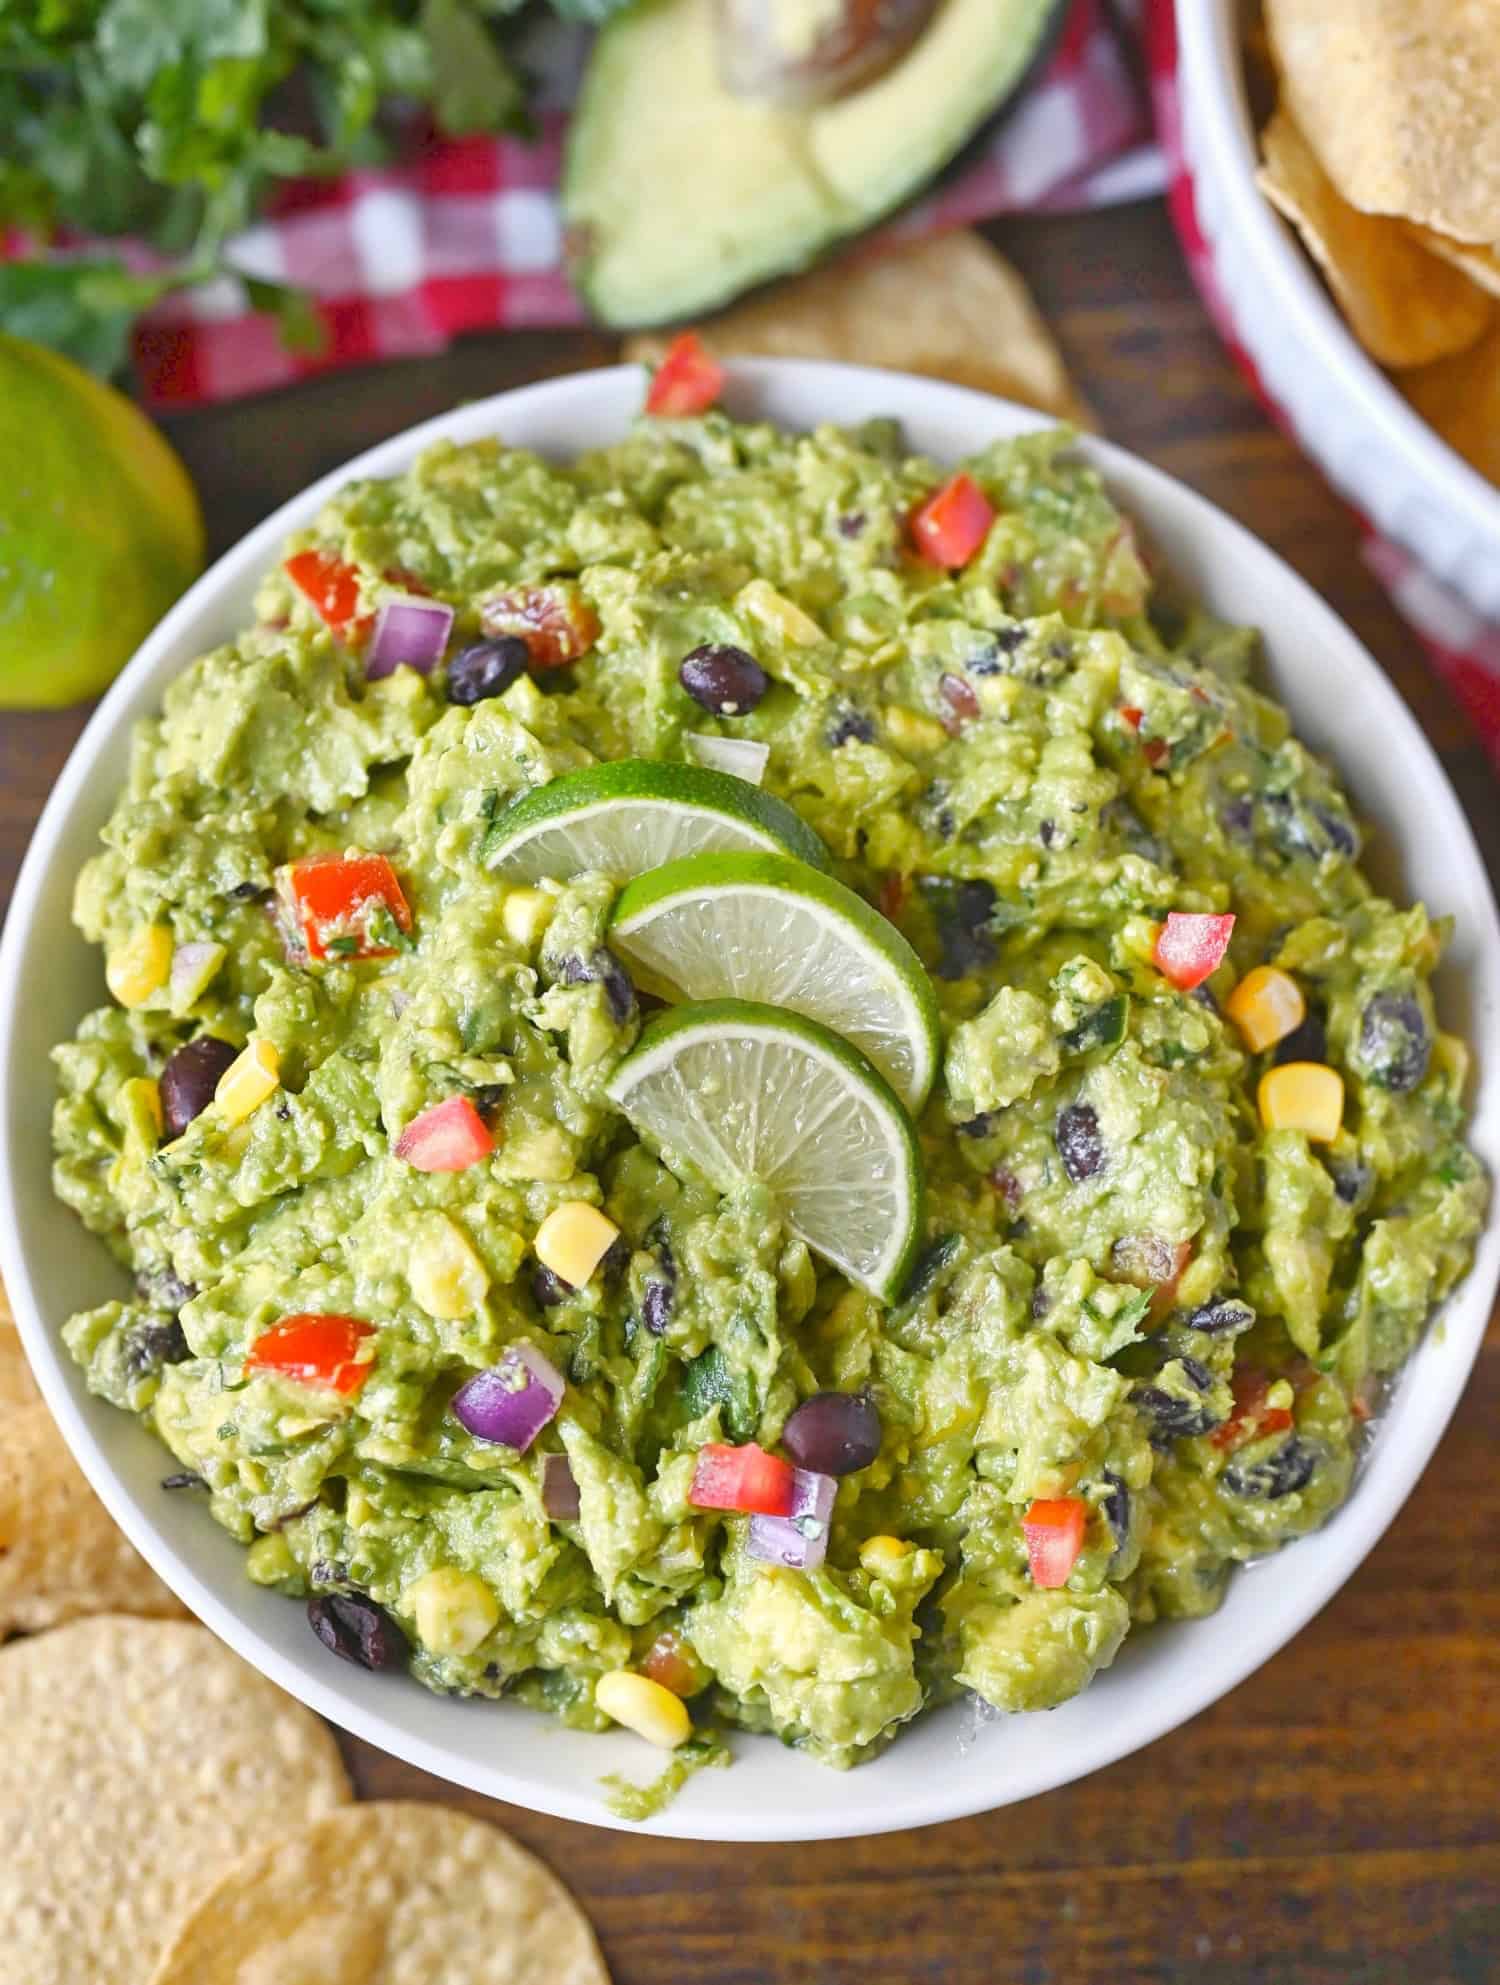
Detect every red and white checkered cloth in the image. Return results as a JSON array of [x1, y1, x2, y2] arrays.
[[108, 0, 1155, 406], [1145, 0, 1500, 770]]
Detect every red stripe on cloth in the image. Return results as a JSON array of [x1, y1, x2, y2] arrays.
[[420, 272, 507, 336], [132, 322, 204, 406]]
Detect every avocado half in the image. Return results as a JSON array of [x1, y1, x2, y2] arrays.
[[562, 0, 1067, 329]]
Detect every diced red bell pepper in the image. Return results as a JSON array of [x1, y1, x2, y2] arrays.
[[246, 1314, 375, 1395], [1153, 911, 1236, 991], [278, 852, 412, 964], [639, 1628, 705, 1698], [1212, 1370, 1295, 1451], [644, 330, 725, 417], [1119, 706, 1144, 731], [689, 1442, 795, 1517], [283, 550, 370, 640], [909, 473, 996, 570], [1022, 1497, 1089, 1589], [480, 582, 600, 670], [394, 1095, 494, 1172], [1142, 737, 1170, 768]]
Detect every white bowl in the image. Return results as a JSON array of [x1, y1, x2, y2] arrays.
[[2, 361, 1497, 1841], [1173, 0, 1500, 623]]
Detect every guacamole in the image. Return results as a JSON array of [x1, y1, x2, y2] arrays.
[[52, 409, 1485, 1784]]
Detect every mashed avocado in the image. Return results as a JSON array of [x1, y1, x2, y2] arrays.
[[52, 410, 1485, 1792]]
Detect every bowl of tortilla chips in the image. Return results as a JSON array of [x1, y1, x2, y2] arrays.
[[1174, 0, 1500, 622]]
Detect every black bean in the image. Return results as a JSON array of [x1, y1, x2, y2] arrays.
[[1274, 1005, 1327, 1066], [994, 624, 1027, 653], [446, 636, 529, 706], [1134, 1356, 1221, 1442], [160, 1471, 206, 1491], [1356, 989, 1431, 1093], [837, 512, 866, 539], [957, 1112, 998, 1139], [600, 1234, 631, 1283], [531, 1264, 570, 1309], [1224, 1436, 1317, 1500], [1039, 818, 1057, 848], [827, 706, 876, 748], [901, 1232, 961, 1305], [1220, 795, 1254, 840], [560, 949, 636, 1024], [1030, 1284, 1051, 1320], [1328, 1158, 1373, 1206], [642, 1232, 676, 1335], [924, 877, 998, 980], [1055, 1102, 1106, 1184], [1099, 1469, 1130, 1546], [159, 1036, 239, 1139], [1185, 1298, 1256, 1337], [230, 880, 268, 901], [679, 643, 768, 716], [126, 1320, 189, 1380], [783, 1391, 882, 1476], [134, 1267, 197, 1314], [469, 1083, 508, 1121], [1314, 806, 1359, 858], [307, 1592, 409, 1671], [310, 1558, 348, 1588]]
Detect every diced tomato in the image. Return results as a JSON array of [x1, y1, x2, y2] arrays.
[[278, 852, 412, 964], [382, 565, 431, 596], [640, 1628, 705, 1698], [877, 873, 908, 924], [394, 1095, 494, 1172], [644, 330, 725, 417], [1153, 911, 1236, 991], [1022, 1498, 1089, 1589], [480, 582, 600, 670], [1119, 706, 1144, 731], [909, 473, 996, 570], [246, 1313, 375, 1395], [689, 1442, 795, 1517], [1212, 1369, 1295, 1452], [1142, 737, 1170, 768], [283, 550, 369, 640]]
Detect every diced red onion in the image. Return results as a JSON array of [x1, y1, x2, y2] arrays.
[[450, 1343, 565, 1452], [685, 733, 769, 785], [365, 597, 454, 681], [168, 940, 222, 1010], [540, 1452, 580, 1520], [747, 1466, 836, 1571]]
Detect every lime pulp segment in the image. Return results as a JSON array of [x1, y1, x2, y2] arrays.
[[605, 998, 924, 1301]]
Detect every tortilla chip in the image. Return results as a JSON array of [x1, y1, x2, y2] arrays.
[[1265, 0, 1500, 245], [625, 230, 1087, 422], [149, 1803, 611, 1985], [1407, 222, 1500, 301], [1400, 321, 1500, 485], [0, 1399, 189, 1636], [0, 1282, 38, 1408], [1258, 108, 1491, 368], [0, 1617, 352, 1985]]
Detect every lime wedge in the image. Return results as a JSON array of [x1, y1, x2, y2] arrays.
[[605, 998, 924, 1301], [483, 760, 829, 881], [610, 852, 940, 1112]]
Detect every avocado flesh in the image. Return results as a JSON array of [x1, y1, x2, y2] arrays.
[[563, 0, 1063, 328]]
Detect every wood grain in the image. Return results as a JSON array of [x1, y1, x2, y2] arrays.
[[2, 202, 1495, 1984]]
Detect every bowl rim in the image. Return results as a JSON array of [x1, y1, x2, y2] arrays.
[[1175, 0, 1500, 550], [2, 358, 1496, 1841]]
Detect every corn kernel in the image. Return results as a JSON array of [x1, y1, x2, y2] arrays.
[[105, 924, 173, 1009], [859, 1535, 914, 1575], [595, 1669, 692, 1750], [1258, 1062, 1343, 1143], [409, 1214, 490, 1320], [534, 1201, 619, 1288], [1226, 965, 1305, 1053], [403, 1567, 500, 1657], [214, 1037, 281, 1124], [882, 705, 948, 755], [502, 887, 555, 950], [737, 578, 822, 647]]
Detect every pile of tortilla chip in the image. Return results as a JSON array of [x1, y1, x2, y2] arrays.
[[0, 1281, 611, 1985], [1257, 0, 1500, 487]]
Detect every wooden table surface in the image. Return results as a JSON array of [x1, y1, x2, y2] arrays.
[[3, 201, 1496, 1985]]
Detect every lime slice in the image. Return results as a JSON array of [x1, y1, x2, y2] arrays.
[[605, 998, 924, 1301], [610, 852, 940, 1112], [483, 760, 829, 881]]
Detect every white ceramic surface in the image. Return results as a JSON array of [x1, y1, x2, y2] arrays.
[[2, 361, 1496, 1842], [1175, 0, 1500, 623]]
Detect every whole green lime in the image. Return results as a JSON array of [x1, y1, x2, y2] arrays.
[[0, 335, 205, 708]]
